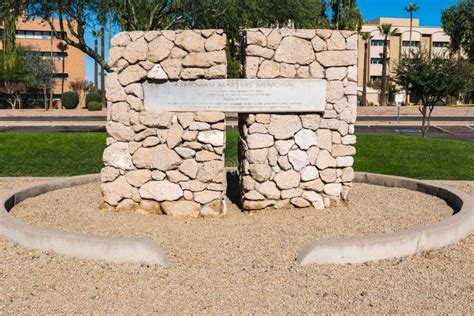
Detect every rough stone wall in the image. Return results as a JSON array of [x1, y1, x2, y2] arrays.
[[239, 28, 357, 210], [101, 30, 227, 217]]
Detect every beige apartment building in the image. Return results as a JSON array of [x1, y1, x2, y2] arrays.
[[0, 18, 86, 105], [357, 17, 451, 105]]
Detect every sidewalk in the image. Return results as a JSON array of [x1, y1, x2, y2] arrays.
[[357, 106, 474, 117]]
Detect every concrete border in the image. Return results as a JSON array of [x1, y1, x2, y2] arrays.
[[0, 174, 168, 267], [297, 172, 474, 266]]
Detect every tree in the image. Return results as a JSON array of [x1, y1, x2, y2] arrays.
[[92, 29, 100, 89], [328, 0, 363, 31], [70, 79, 94, 108], [442, 0, 474, 61], [395, 52, 470, 136], [360, 32, 372, 106], [404, 2, 419, 58], [57, 42, 68, 96], [25, 51, 55, 110], [0, 46, 29, 109], [378, 23, 398, 106]]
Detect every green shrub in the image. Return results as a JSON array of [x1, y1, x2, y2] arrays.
[[61, 91, 79, 109], [87, 101, 102, 111], [86, 92, 101, 106]]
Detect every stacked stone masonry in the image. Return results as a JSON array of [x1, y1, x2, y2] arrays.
[[239, 28, 357, 210], [101, 30, 227, 217]]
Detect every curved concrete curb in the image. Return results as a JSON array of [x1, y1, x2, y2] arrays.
[[0, 174, 168, 267], [297, 172, 474, 266]]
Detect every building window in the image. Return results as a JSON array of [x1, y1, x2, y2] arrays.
[[0, 29, 66, 39], [402, 41, 420, 47], [433, 41, 449, 48], [371, 40, 385, 46], [52, 73, 69, 80], [36, 51, 68, 60], [370, 58, 384, 64], [370, 76, 382, 82]]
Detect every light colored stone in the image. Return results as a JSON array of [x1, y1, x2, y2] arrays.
[[175, 147, 196, 159], [291, 197, 310, 208], [108, 46, 124, 67], [316, 150, 336, 170], [196, 150, 220, 161], [143, 136, 160, 147], [280, 63, 297, 77], [161, 200, 200, 218], [307, 146, 319, 165], [140, 180, 183, 201], [244, 56, 260, 78], [256, 181, 280, 199], [324, 183, 342, 196], [166, 124, 184, 148], [124, 83, 143, 99], [268, 115, 302, 139], [161, 30, 176, 41], [320, 168, 337, 183], [175, 30, 205, 52], [101, 167, 120, 182], [205, 33, 226, 51], [309, 61, 324, 79], [316, 50, 357, 67], [245, 45, 274, 59], [144, 31, 160, 42], [241, 176, 256, 191], [327, 81, 344, 103], [267, 147, 278, 166], [274, 139, 294, 155], [246, 148, 268, 163], [332, 144, 356, 156], [106, 122, 134, 142], [332, 131, 341, 144], [266, 29, 282, 49], [129, 31, 144, 41], [180, 180, 207, 192], [342, 135, 356, 145], [147, 64, 168, 80], [182, 51, 226, 67], [180, 68, 205, 79], [311, 35, 327, 52], [101, 176, 132, 206], [140, 111, 173, 128], [317, 129, 332, 151], [111, 102, 130, 125], [274, 36, 315, 65], [106, 73, 127, 102], [295, 29, 316, 39], [281, 188, 302, 199], [197, 160, 224, 183], [243, 199, 275, 210], [151, 170, 166, 180], [197, 130, 224, 146], [103, 142, 134, 170], [346, 34, 358, 50], [138, 200, 161, 214], [301, 166, 318, 181], [201, 200, 223, 217], [274, 170, 300, 189], [132, 145, 182, 171], [336, 156, 354, 167], [247, 133, 274, 149], [148, 36, 174, 63], [327, 31, 346, 50], [127, 95, 144, 111], [178, 159, 198, 179], [195, 112, 225, 123], [245, 190, 265, 200], [160, 59, 182, 80], [247, 31, 267, 46], [125, 169, 152, 187], [294, 129, 317, 150], [194, 190, 222, 204], [189, 121, 211, 131], [248, 123, 267, 134], [257, 60, 280, 78], [111, 32, 131, 47], [277, 155, 292, 170], [118, 64, 147, 86], [288, 150, 309, 171], [342, 167, 354, 182], [176, 113, 194, 128], [129, 141, 142, 154], [248, 163, 272, 182], [170, 46, 187, 59], [122, 37, 147, 64], [166, 170, 189, 182], [326, 67, 347, 80], [300, 178, 324, 192]]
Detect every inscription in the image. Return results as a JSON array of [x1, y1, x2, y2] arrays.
[[143, 79, 326, 113]]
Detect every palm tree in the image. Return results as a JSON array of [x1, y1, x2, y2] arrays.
[[404, 3, 419, 58], [56, 42, 68, 96], [92, 29, 100, 90], [100, 26, 106, 106], [378, 23, 398, 106], [360, 32, 373, 106]]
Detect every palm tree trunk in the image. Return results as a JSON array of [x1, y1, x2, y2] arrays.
[[406, 12, 413, 106], [362, 41, 368, 106], [380, 37, 388, 106], [94, 38, 98, 90], [49, 28, 53, 110], [100, 26, 106, 106]]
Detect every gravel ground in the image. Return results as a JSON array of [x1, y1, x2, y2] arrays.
[[1, 178, 473, 314]]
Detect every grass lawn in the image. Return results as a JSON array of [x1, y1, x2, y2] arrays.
[[0, 132, 472, 180]]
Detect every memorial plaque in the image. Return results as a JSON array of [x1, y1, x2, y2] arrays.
[[143, 79, 326, 113]]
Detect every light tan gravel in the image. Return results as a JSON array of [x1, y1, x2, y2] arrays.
[[1, 178, 473, 314]]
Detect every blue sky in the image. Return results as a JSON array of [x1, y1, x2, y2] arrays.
[[84, 0, 459, 82]]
